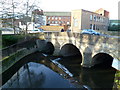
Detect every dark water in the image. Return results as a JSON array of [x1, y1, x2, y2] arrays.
[[58, 56, 117, 89], [2, 62, 77, 88], [1, 52, 119, 89]]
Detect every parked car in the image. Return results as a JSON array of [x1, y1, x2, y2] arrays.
[[67, 29, 71, 32], [28, 28, 44, 33], [81, 29, 100, 35]]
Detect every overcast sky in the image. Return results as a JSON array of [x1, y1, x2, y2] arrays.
[[39, 0, 119, 20]]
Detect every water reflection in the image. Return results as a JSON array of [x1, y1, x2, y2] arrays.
[[1, 52, 119, 89], [58, 56, 116, 89], [2, 62, 76, 88]]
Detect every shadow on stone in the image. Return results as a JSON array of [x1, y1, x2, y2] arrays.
[[59, 43, 82, 59], [43, 42, 55, 55], [91, 53, 113, 68]]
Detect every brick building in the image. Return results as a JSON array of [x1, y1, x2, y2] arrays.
[[95, 8, 109, 18], [43, 12, 71, 26]]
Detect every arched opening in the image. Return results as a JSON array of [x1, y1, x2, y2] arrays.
[[59, 43, 82, 62], [42, 42, 55, 55], [60, 44, 82, 57], [59, 44, 82, 75], [91, 53, 113, 68]]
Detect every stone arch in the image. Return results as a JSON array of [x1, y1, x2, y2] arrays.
[[59, 43, 82, 58], [36, 39, 54, 55], [44, 42, 55, 55], [91, 53, 113, 68]]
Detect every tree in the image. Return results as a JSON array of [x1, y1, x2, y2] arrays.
[[32, 9, 44, 27], [0, 0, 42, 34], [0, 0, 20, 34]]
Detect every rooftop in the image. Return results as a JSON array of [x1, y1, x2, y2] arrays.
[[44, 12, 71, 16]]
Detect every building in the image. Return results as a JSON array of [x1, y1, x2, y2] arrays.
[[108, 20, 120, 31], [95, 8, 109, 18], [71, 9, 109, 32], [43, 12, 71, 26], [0, 19, 2, 27], [32, 9, 46, 27]]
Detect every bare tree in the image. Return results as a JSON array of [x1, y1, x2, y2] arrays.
[[0, 0, 21, 34], [0, 0, 42, 34]]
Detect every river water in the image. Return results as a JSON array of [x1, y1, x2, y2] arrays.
[[1, 52, 120, 89]]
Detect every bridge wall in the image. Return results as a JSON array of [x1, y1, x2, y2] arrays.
[[2, 32, 119, 70], [42, 32, 120, 68]]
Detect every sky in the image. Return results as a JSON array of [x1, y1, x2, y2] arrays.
[[0, 0, 119, 19], [39, 0, 120, 20]]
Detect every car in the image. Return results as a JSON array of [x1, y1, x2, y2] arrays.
[[67, 29, 71, 32], [81, 29, 100, 35], [28, 28, 44, 33]]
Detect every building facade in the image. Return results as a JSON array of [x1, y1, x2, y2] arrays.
[[71, 9, 109, 32], [43, 12, 71, 26], [32, 9, 46, 27]]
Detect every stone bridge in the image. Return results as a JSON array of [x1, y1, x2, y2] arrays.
[[36, 32, 120, 68]]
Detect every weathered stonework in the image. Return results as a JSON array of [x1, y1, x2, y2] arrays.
[[41, 32, 120, 68], [2, 32, 120, 71]]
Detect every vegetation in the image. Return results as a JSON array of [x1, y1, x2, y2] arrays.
[[108, 25, 120, 31], [114, 71, 120, 89], [2, 34, 25, 48], [2, 48, 27, 73], [108, 20, 120, 31]]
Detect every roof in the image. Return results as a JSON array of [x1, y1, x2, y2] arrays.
[[72, 9, 101, 15], [72, 9, 109, 18], [43, 12, 71, 16], [39, 26, 64, 31]]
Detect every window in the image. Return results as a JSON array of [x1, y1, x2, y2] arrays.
[[90, 15, 93, 21], [59, 17, 62, 20], [96, 16, 98, 22], [90, 24, 92, 29], [67, 17, 70, 19], [97, 16, 100, 22], [63, 17, 66, 19], [59, 21, 62, 24], [52, 21, 55, 23], [52, 17, 54, 20], [55, 17, 58, 20], [74, 19, 78, 27], [98, 17, 100, 22], [67, 22, 70, 24], [93, 15, 96, 21], [100, 17, 102, 22], [47, 21, 50, 24], [93, 24, 95, 30], [48, 17, 50, 20], [55, 21, 58, 24]]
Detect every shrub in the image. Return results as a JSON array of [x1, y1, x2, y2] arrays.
[[2, 35, 25, 48]]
